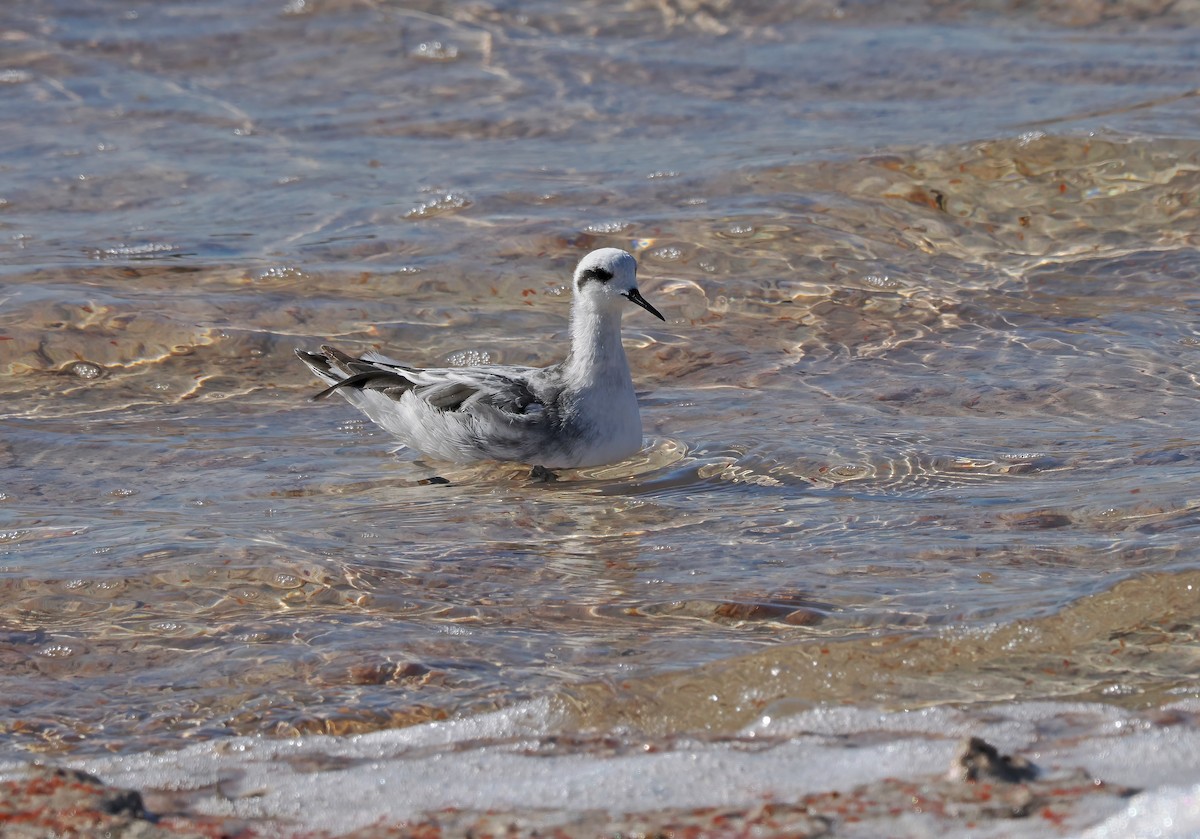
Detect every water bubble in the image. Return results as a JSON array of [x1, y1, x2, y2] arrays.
[[412, 41, 459, 61], [864, 274, 901, 289], [91, 242, 177, 260], [233, 631, 271, 643], [447, 350, 491, 367], [64, 361, 105, 380], [405, 192, 472, 219], [257, 266, 306, 282], [1100, 683, 1138, 696], [583, 220, 631, 234], [650, 246, 683, 261], [272, 573, 303, 589]]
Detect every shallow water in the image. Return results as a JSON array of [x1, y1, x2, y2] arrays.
[[3, 0, 1200, 764]]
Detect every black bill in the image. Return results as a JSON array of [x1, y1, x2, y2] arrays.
[[625, 288, 666, 321]]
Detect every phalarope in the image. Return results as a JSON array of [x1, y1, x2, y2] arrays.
[[297, 248, 664, 469]]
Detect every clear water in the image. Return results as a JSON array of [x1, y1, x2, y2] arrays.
[[3, 0, 1200, 757]]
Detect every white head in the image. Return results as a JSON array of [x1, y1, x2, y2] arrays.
[[572, 248, 664, 321]]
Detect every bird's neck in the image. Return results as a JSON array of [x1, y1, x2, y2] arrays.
[[565, 304, 630, 388]]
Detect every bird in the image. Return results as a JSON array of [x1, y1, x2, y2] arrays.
[[296, 248, 665, 470]]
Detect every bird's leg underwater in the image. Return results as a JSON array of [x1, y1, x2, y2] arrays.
[[528, 465, 559, 483]]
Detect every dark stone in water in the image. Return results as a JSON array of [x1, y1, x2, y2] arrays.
[[949, 737, 1039, 784]]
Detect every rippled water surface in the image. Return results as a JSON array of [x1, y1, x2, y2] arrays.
[[3, 0, 1200, 759]]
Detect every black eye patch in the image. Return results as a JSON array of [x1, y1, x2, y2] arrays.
[[577, 266, 613, 286]]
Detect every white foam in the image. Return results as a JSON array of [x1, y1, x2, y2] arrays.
[[1082, 784, 1200, 838], [4, 699, 1200, 836]]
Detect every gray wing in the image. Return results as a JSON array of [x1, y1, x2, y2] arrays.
[[296, 345, 547, 414]]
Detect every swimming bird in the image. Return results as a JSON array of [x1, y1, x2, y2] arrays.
[[296, 248, 664, 469]]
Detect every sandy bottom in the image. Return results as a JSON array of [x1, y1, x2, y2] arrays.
[[3, 698, 1199, 838]]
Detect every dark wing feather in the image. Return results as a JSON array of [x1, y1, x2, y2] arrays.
[[415, 381, 480, 410], [299, 346, 419, 401], [297, 345, 544, 414]]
